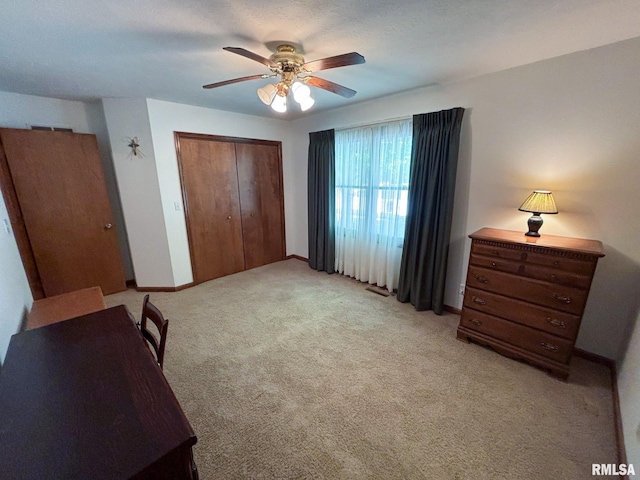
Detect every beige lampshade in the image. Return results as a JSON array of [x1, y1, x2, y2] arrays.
[[518, 190, 558, 214], [257, 84, 277, 105]]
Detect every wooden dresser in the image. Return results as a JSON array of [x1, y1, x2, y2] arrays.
[[456, 228, 604, 379]]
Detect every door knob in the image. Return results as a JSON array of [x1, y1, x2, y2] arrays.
[[105, 223, 113, 229]]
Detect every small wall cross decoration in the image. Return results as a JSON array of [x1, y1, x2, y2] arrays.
[[126, 136, 145, 158]]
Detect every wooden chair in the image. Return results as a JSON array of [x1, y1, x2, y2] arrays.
[[139, 294, 169, 369]]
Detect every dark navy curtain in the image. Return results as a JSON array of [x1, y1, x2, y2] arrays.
[[397, 108, 465, 313], [307, 129, 335, 273]]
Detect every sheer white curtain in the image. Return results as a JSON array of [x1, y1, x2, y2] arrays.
[[334, 119, 412, 291]]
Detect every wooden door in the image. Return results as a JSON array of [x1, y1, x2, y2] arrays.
[[177, 135, 245, 283], [0, 129, 126, 296], [236, 143, 286, 269]]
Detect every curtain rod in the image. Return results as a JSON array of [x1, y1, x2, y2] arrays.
[[335, 115, 412, 132]]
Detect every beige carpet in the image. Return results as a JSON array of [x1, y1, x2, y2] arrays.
[[105, 259, 617, 479]]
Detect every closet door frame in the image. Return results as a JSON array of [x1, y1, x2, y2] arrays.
[[174, 132, 286, 284]]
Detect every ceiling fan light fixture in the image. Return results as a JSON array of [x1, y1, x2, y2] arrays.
[[257, 84, 277, 105], [299, 96, 315, 111], [291, 81, 311, 103], [271, 93, 287, 113], [204, 44, 366, 113]]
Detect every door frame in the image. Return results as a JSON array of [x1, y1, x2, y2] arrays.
[[174, 132, 286, 285]]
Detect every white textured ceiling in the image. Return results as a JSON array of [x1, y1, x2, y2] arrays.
[[2, 0, 640, 120]]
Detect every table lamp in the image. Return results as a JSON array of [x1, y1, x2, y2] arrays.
[[518, 190, 558, 237]]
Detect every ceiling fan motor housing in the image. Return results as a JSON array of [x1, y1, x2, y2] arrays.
[[269, 45, 305, 68]]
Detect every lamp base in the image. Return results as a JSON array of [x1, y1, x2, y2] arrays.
[[525, 213, 543, 237]]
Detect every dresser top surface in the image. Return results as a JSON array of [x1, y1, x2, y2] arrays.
[[469, 228, 605, 257]]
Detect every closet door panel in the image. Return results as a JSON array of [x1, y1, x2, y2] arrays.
[[236, 143, 285, 269], [179, 137, 245, 283]]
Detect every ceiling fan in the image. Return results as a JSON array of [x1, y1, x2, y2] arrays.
[[203, 44, 365, 113]]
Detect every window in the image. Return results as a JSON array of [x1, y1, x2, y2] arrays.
[[334, 119, 412, 290]]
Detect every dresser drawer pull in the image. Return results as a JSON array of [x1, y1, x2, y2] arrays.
[[546, 318, 566, 329], [491, 262, 497, 267], [471, 296, 486, 305], [492, 250, 500, 256], [552, 293, 572, 304], [553, 260, 560, 266], [540, 342, 560, 352], [474, 274, 489, 284], [469, 318, 483, 326]]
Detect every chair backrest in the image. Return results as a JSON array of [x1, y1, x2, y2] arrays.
[[140, 294, 169, 369]]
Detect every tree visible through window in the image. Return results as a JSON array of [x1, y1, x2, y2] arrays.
[[334, 119, 412, 291]]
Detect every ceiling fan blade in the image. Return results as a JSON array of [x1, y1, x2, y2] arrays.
[[305, 77, 357, 98], [202, 74, 267, 89], [223, 47, 278, 68], [302, 52, 365, 73]]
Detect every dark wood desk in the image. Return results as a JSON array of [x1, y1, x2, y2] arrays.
[[0, 305, 198, 479]]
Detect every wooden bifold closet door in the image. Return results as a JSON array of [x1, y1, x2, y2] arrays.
[[176, 133, 285, 284]]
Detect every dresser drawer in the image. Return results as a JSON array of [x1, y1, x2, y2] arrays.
[[463, 287, 580, 339], [522, 263, 592, 289], [472, 242, 597, 277], [523, 250, 596, 276], [470, 254, 592, 289], [472, 243, 525, 262], [470, 253, 522, 274], [466, 266, 588, 315], [460, 308, 573, 363]]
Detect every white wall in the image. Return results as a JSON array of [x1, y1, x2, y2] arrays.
[[85, 102, 134, 280], [102, 98, 174, 288], [618, 312, 640, 468], [0, 92, 98, 362], [0, 91, 92, 131], [145, 99, 292, 286], [0, 195, 32, 364]]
